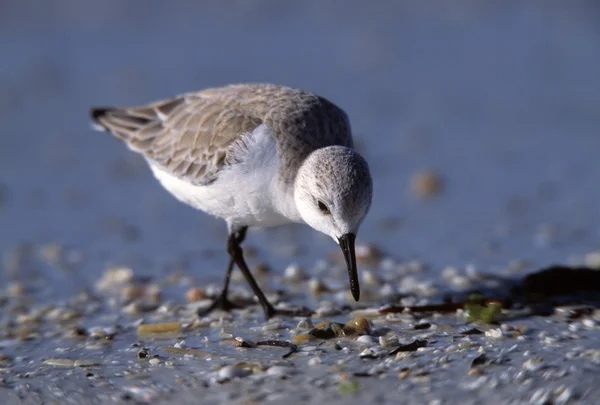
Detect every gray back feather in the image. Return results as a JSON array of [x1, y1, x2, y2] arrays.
[[90, 83, 353, 186]]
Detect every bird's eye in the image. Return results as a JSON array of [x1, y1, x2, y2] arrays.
[[317, 200, 330, 214]]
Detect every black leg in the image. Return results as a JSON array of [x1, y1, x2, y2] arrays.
[[196, 257, 243, 316], [226, 227, 313, 320], [197, 229, 248, 316]]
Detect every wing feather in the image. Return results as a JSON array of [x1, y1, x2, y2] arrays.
[[90, 84, 352, 186]]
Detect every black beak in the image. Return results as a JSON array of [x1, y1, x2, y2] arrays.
[[338, 233, 359, 301]]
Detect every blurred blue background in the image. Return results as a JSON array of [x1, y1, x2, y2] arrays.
[[1, 0, 599, 293]]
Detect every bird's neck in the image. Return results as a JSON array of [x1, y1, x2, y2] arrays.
[[270, 178, 303, 224]]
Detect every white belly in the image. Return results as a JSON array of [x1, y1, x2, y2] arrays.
[[148, 125, 295, 228]]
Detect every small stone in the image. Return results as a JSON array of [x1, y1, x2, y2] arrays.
[[355, 244, 383, 264], [361, 270, 380, 286], [217, 365, 250, 382], [43, 358, 75, 367], [186, 287, 207, 302], [359, 347, 381, 359], [122, 302, 143, 315], [149, 358, 160, 366], [263, 320, 284, 331], [522, 358, 544, 372], [584, 251, 600, 268], [137, 348, 150, 359], [234, 337, 256, 348], [554, 386, 572, 405], [411, 170, 444, 199], [308, 278, 330, 296], [414, 322, 431, 330], [308, 357, 321, 366], [314, 303, 341, 317], [266, 366, 294, 377], [450, 275, 472, 290], [89, 328, 107, 340], [468, 367, 484, 376], [254, 263, 271, 276], [283, 264, 307, 282], [582, 319, 596, 328], [122, 285, 144, 301], [485, 328, 504, 340], [308, 322, 342, 339], [174, 340, 186, 349], [292, 334, 315, 345], [219, 329, 234, 339], [74, 359, 99, 367], [459, 326, 483, 335], [343, 316, 372, 336], [6, 282, 25, 297], [97, 266, 134, 292], [529, 388, 551, 405], [356, 335, 375, 345], [296, 318, 314, 330], [65, 327, 88, 339], [378, 335, 398, 348]]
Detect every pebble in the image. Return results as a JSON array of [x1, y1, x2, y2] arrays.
[[354, 244, 383, 263], [149, 358, 160, 366], [234, 337, 256, 348], [96, 266, 134, 292], [361, 270, 381, 286], [6, 282, 25, 297], [314, 303, 342, 317], [266, 366, 295, 377], [292, 334, 316, 345], [262, 320, 284, 331], [296, 318, 314, 330], [308, 278, 330, 295], [529, 388, 551, 405], [308, 357, 321, 367], [219, 329, 234, 339], [359, 347, 381, 359], [283, 264, 307, 282], [583, 250, 600, 268], [217, 365, 251, 382], [485, 328, 504, 340], [73, 360, 99, 367], [410, 170, 444, 198], [554, 386, 573, 405], [344, 316, 372, 335], [378, 335, 398, 348], [43, 358, 75, 367], [356, 335, 375, 345], [186, 287, 207, 302], [582, 319, 596, 328], [43, 358, 99, 368], [522, 358, 544, 372], [137, 348, 150, 359]]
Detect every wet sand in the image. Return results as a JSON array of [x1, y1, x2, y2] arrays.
[[1, 1, 600, 404]]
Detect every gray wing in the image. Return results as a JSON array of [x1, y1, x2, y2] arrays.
[[90, 94, 263, 186], [90, 83, 353, 185]]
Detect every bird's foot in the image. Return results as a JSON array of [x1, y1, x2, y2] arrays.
[[197, 294, 244, 317], [264, 305, 314, 320]]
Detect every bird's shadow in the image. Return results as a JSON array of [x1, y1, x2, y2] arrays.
[[379, 265, 600, 321]]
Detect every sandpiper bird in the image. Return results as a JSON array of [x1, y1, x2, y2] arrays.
[[90, 83, 373, 319]]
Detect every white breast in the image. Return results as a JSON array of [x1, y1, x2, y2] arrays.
[[149, 124, 296, 228]]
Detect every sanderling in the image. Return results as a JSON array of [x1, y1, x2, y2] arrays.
[[90, 83, 373, 319]]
